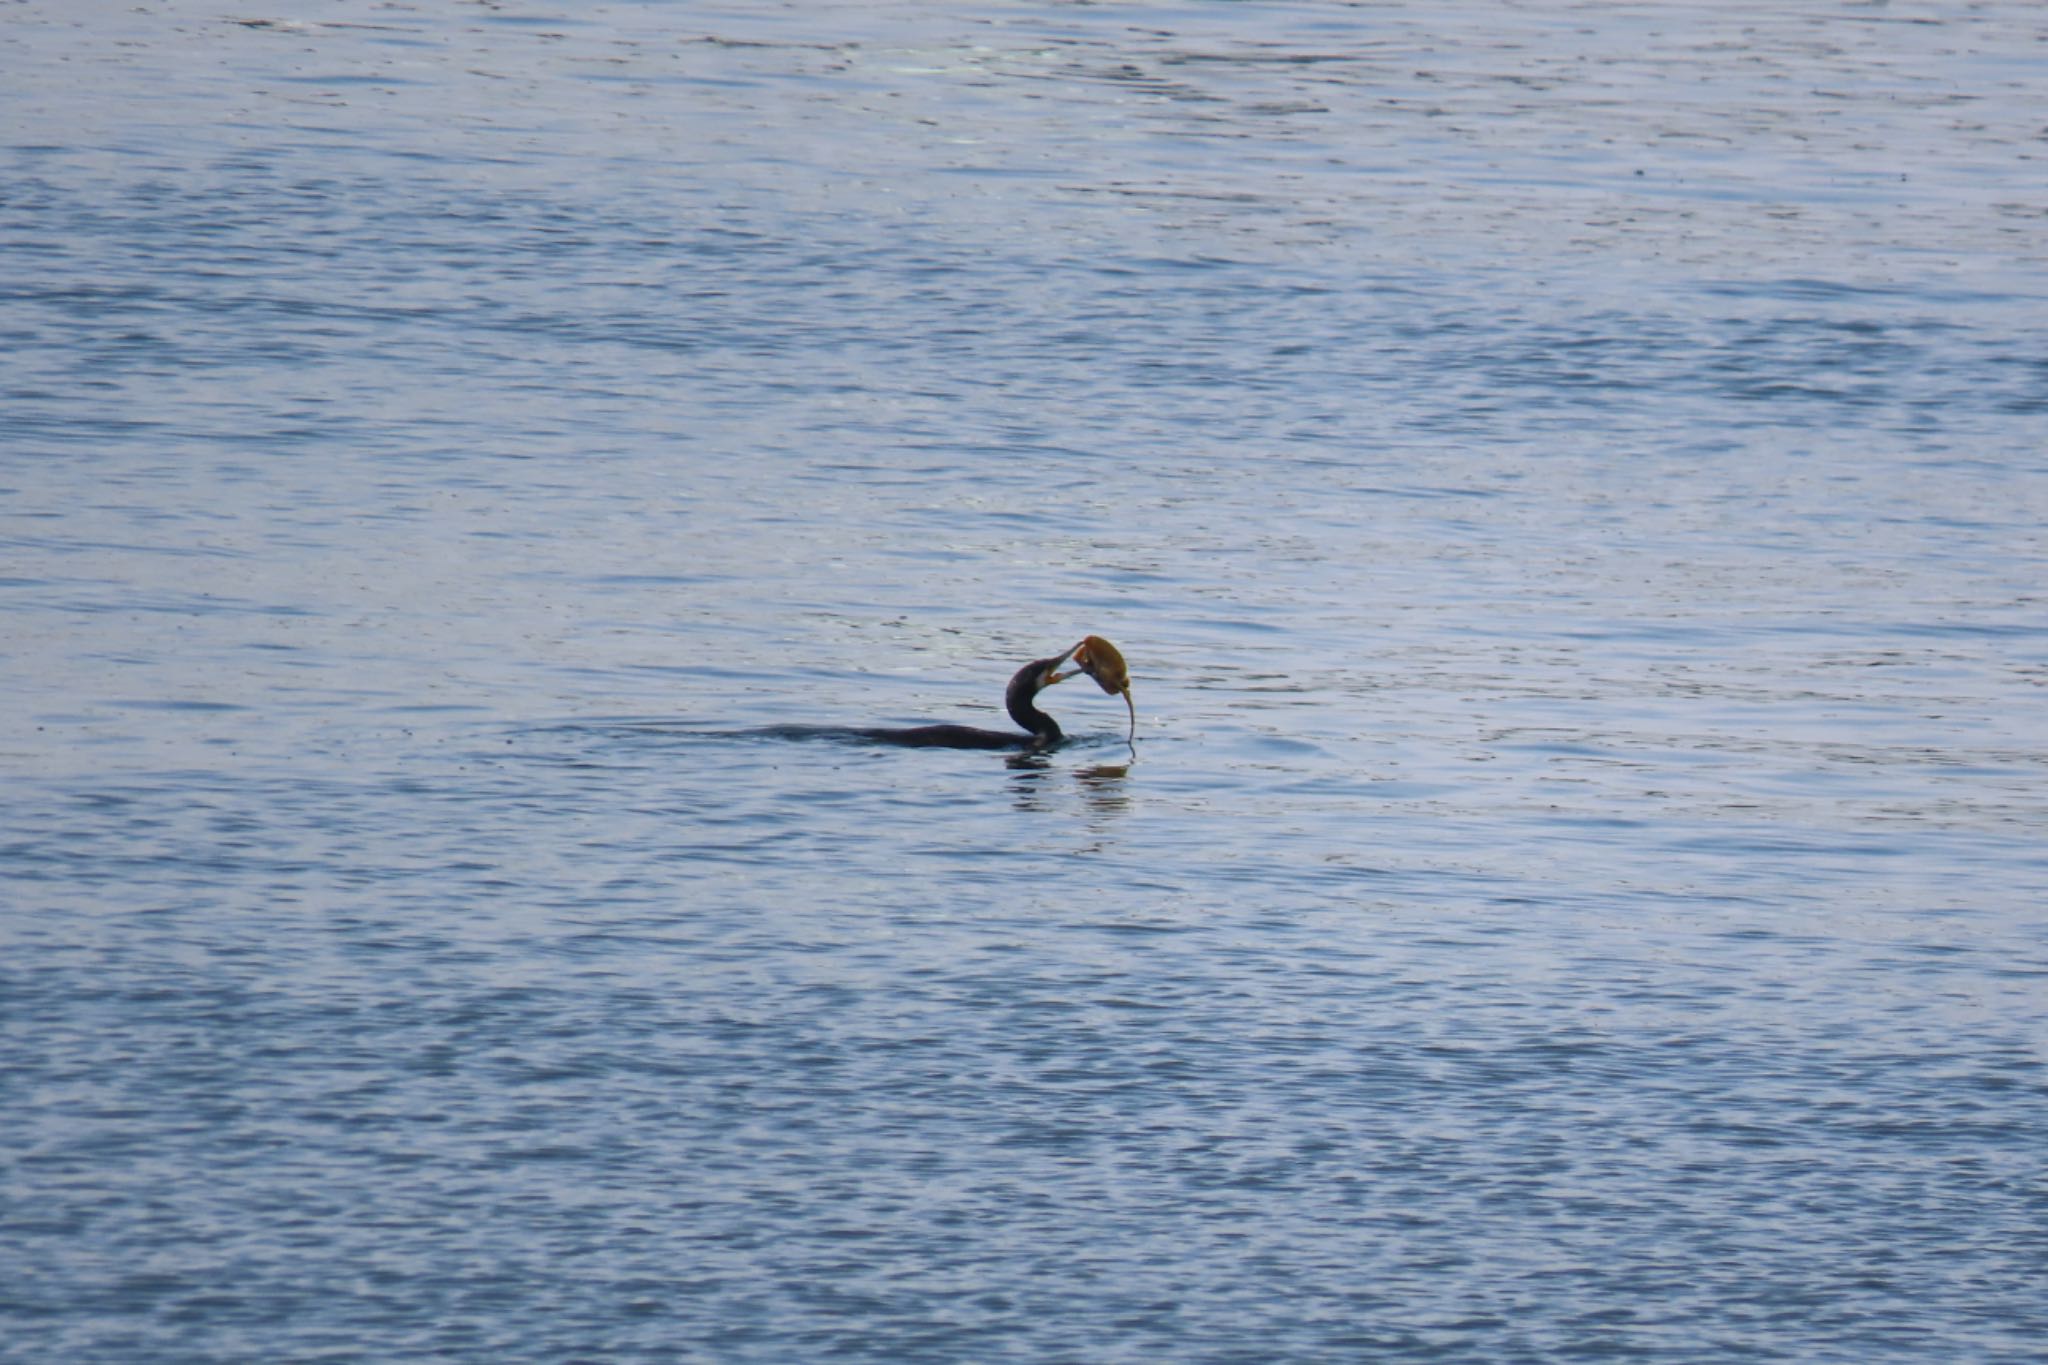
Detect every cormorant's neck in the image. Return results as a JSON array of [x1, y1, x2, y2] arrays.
[[1014, 704, 1062, 745], [1005, 656, 1066, 745]]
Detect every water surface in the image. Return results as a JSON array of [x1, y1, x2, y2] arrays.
[[3, 2, 2046, 1360]]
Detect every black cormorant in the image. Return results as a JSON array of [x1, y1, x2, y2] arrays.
[[852, 651, 1080, 751], [752, 637, 1132, 752]]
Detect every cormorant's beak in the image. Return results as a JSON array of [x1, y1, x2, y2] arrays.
[[1040, 641, 1085, 688]]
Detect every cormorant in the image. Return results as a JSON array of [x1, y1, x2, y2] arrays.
[[753, 637, 1132, 752], [852, 650, 1081, 751]]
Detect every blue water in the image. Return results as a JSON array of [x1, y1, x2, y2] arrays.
[[4, 2, 2046, 1360]]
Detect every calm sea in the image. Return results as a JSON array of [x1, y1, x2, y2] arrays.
[[4, 2, 2045, 1360]]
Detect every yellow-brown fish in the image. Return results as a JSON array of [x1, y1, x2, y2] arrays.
[[1070, 635, 1134, 743]]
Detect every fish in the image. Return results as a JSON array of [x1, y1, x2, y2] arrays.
[[1068, 635, 1135, 744]]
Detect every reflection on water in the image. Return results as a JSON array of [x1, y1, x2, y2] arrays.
[[3, 1, 2047, 1361]]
